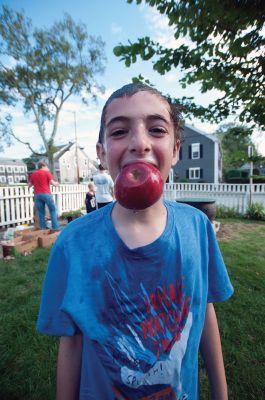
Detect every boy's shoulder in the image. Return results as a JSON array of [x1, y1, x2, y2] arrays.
[[166, 199, 208, 221]]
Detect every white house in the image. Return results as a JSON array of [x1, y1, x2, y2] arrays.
[[0, 158, 28, 185], [53, 142, 97, 183]]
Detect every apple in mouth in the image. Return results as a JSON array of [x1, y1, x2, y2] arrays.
[[114, 161, 164, 210]]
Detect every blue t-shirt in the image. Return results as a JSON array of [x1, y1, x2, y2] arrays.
[[37, 201, 233, 400]]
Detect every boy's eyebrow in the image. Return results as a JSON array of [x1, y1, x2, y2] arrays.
[[106, 113, 170, 127], [148, 113, 170, 124], [106, 116, 129, 127]]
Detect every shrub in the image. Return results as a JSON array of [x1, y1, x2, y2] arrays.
[[216, 205, 243, 219], [245, 202, 265, 221], [252, 175, 265, 183], [61, 209, 83, 219]]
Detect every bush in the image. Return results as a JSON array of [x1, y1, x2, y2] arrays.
[[252, 175, 265, 183], [216, 205, 243, 219], [61, 209, 82, 219], [245, 202, 265, 221]]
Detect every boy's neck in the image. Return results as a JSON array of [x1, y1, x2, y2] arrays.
[[111, 199, 167, 249]]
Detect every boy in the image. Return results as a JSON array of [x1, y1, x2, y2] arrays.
[[85, 182, 97, 213], [37, 83, 233, 400], [93, 164, 114, 208]]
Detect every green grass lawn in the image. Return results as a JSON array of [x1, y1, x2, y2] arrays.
[[1, 220, 265, 399]]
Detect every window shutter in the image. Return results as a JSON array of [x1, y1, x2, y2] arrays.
[[200, 144, 203, 158], [200, 168, 203, 178], [188, 145, 191, 159], [186, 169, 189, 179]]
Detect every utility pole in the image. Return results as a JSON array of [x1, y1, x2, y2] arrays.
[[73, 111, 80, 184], [248, 145, 253, 205]]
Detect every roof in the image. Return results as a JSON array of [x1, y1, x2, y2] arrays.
[[54, 142, 91, 162], [0, 158, 27, 166], [184, 124, 220, 144]]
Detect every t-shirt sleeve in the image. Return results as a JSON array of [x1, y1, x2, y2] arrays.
[[37, 238, 78, 336], [108, 175, 114, 188], [206, 220, 234, 303], [47, 171, 54, 182]]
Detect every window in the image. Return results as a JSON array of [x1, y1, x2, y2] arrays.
[[8, 176, 14, 184], [179, 147, 182, 161], [191, 143, 200, 159], [189, 167, 201, 179], [20, 166, 24, 172], [0, 166, 4, 172], [15, 175, 20, 182], [21, 175, 26, 181], [14, 166, 19, 173], [7, 166, 13, 173], [0, 176, 6, 183]]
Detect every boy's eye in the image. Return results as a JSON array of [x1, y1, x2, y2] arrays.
[[149, 127, 167, 136], [110, 129, 127, 137]]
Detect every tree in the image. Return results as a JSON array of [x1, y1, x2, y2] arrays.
[[114, 0, 265, 129], [0, 114, 13, 152], [216, 124, 257, 171], [0, 5, 106, 174], [22, 153, 41, 173]]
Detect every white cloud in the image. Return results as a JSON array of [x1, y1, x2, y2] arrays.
[[140, 5, 188, 49], [13, 124, 38, 139], [110, 22, 122, 34], [0, 105, 24, 119], [164, 72, 177, 83]]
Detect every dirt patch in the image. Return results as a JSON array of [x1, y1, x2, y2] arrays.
[[216, 221, 265, 241]]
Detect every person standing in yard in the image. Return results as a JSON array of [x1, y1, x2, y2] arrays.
[[93, 164, 114, 208], [85, 182, 97, 213], [37, 83, 233, 400], [29, 161, 59, 230]]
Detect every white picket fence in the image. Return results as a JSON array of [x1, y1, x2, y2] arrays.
[[164, 183, 265, 214], [0, 184, 88, 228], [1, 183, 265, 228]]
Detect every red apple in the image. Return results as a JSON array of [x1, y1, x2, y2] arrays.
[[114, 161, 164, 210]]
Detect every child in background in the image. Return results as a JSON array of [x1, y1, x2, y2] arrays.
[[85, 182, 97, 213], [37, 83, 233, 400]]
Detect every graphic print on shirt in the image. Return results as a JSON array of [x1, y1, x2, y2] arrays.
[[90, 197, 96, 208], [101, 271, 192, 397]]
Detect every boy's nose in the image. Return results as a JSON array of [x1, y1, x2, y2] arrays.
[[128, 127, 151, 154]]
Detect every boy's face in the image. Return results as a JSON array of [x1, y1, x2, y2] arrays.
[[97, 91, 180, 183]]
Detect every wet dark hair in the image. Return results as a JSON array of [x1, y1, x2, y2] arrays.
[[97, 83, 183, 145], [38, 161, 47, 169]]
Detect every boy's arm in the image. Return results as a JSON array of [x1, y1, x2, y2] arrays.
[[57, 334, 83, 400], [50, 179, 59, 186], [200, 303, 228, 400]]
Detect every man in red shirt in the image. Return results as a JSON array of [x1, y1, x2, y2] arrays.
[[29, 161, 59, 230]]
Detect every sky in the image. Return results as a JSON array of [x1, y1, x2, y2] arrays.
[[1, 0, 265, 160]]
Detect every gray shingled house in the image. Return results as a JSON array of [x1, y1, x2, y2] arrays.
[[173, 125, 222, 183]]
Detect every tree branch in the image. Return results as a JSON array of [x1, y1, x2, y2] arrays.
[[9, 129, 45, 156]]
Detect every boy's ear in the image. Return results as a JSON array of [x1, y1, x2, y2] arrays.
[[96, 142, 108, 169], [171, 140, 181, 166]]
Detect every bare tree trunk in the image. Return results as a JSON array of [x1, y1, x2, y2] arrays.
[[47, 151, 57, 179]]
